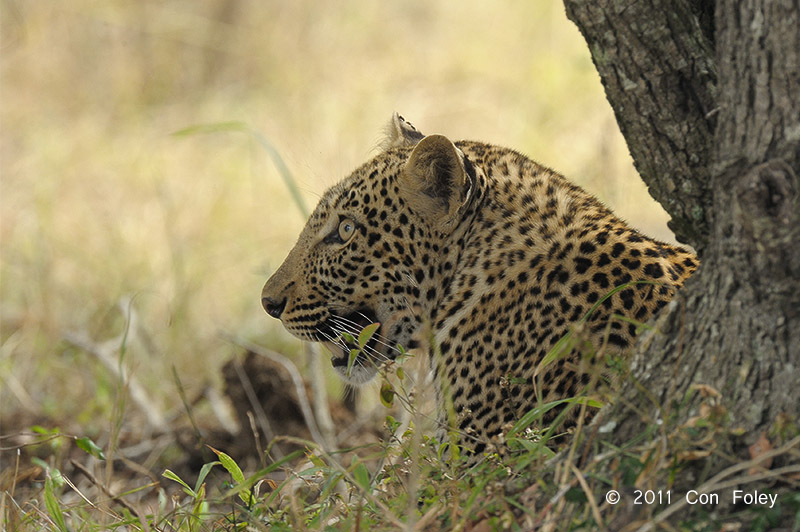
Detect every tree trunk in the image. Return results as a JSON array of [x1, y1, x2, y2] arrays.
[[561, 0, 800, 525], [564, 0, 718, 250]]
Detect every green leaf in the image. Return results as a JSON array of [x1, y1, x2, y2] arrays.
[[307, 452, 325, 468], [31, 457, 48, 470], [208, 447, 245, 484], [195, 461, 221, 494], [341, 332, 356, 344], [33, 459, 65, 488], [76, 436, 106, 460], [507, 400, 565, 437], [50, 467, 65, 488], [380, 381, 395, 408], [357, 322, 380, 348], [30, 426, 62, 450], [163, 469, 196, 497], [192, 482, 207, 520], [447, 438, 461, 463], [224, 448, 306, 503], [437, 442, 449, 461], [385, 415, 400, 432], [346, 348, 360, 376], [44, 472, 68, 532], [351, 460, 371, 492], [507, 437, 540, 452], [208, 446, 252, 505]]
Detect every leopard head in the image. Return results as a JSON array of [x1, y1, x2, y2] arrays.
[[261, 115, 481, 384]]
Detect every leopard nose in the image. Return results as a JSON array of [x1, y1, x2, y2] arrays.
[[262, 296, 287, 319]]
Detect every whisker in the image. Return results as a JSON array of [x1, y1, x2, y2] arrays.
[[327, 317, 400, 362], [329, 314, 401, 353], [315, 328, 351, 355], [319, 320, 395, 366], [326, 322, 397, 365], [327, 317, 392, 347], [314, 328, 374, 376]]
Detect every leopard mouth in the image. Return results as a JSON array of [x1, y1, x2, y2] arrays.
[[321, 308, 384, 372]]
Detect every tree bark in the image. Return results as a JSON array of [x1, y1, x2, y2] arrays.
[[561, 0, 800, 525], [564, 0, 718, 250]]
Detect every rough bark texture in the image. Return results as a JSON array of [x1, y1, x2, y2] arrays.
[[564, 0, 718, 250], [561, 0, 800, 525]]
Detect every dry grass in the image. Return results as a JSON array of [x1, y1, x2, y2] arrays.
[[0, 1, 677, 526]]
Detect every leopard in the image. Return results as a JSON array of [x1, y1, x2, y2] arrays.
[[261, 114, 698, 455]]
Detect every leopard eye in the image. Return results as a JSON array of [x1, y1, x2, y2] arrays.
[[337, 218, 356, 242]]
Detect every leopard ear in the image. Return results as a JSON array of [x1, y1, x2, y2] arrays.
[[382, 112, 425, 149], [401, 134, 473, 230]]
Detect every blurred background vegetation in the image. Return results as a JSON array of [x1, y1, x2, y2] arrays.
[[0, 1, 674, 452]]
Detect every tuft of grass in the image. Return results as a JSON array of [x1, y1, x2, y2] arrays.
[[5, 325, 800, 531]]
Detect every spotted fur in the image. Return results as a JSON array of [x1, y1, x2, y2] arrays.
[[262, 114, 697, 454]]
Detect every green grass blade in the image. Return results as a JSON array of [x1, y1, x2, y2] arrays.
[[208, 446, 252, 505], [163, 469, 196, 497], [194, 461, 221, 494], [248, 128, 309, 217], [172, 121, 309, 217], [508, 396, 603, 437], [579, 280, 662, 325], [534, 330, 576, 376], [44, 473, 68, 532], [536, 280, 664, 377]]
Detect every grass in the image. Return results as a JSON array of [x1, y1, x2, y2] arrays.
[[2, 334, 608, 531], [6, 329, 797, 531], [0, 1, 710, 530]]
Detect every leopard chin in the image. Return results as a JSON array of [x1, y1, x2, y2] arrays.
[[324, 340, 382, 386], [320, 307, 386, 386]]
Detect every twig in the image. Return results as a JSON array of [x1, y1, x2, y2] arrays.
[[534, 479, 577, 530], [63, 330, 167, 432], [224, 335, 327, 451], [307, 342, 336, 449], [637, 435, 800, 532], [570, 462, 606, 531], [230, 354, 282, 459], [205, 386, 239, 435], [171, 366, 204, 442], [247, 411, 267, 467], [299, 439, 407, 529], [414, 503, 443, 531], [70, 459, 141, 518], [11, 449, 20, 499], [62, 473, 97, 508]]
